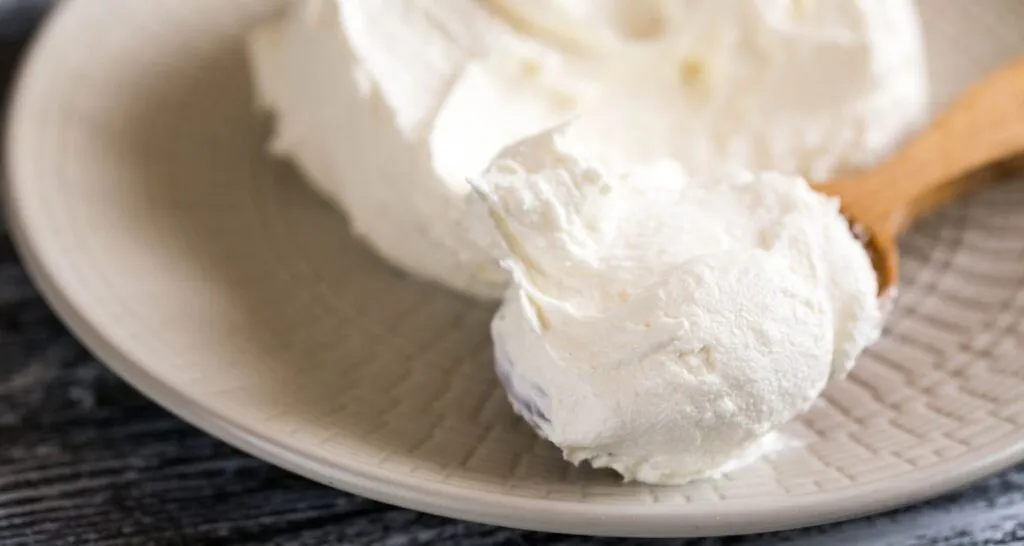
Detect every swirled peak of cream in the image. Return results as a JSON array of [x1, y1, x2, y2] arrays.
[[247, 0, 927, 299], [469, 127, 883, 484]]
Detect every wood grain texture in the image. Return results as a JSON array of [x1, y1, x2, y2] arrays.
[[1, 2, 1024, 545]]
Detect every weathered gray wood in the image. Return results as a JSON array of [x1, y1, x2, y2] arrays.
[[1, 2, 1024, 544]]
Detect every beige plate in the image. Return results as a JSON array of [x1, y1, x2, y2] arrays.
[[8, 0, 1024, 538]]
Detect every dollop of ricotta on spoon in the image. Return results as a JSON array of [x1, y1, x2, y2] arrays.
[[469, 126, 883, 484]]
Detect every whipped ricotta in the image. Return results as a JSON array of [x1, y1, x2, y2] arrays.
[[246, 0, 928, 299], [470, 127, 882, 484]]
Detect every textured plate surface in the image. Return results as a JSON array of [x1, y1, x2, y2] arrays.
[[8, 0, 1024, 538]]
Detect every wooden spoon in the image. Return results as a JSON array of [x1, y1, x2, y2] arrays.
[[815, 56, 1024, 298]]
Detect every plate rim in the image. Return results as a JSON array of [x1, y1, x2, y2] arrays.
[[6, 0, 1024, 537]]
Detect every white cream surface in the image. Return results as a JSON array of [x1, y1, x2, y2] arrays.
[[246, 0, 928, 299], [470, 127, 883, 484]]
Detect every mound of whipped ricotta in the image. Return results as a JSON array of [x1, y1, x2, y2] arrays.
[[468, 127, 883, 484], [246, 0, 928, 299]]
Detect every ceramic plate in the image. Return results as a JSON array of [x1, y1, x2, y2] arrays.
[[8, 0, 1024, 538]]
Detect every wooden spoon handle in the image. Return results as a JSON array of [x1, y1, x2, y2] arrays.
[[822, 55, 1024, 235]]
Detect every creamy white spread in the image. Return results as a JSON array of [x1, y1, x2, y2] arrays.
[[246, 0, 928, 299], [469, 127, 883, 484]]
